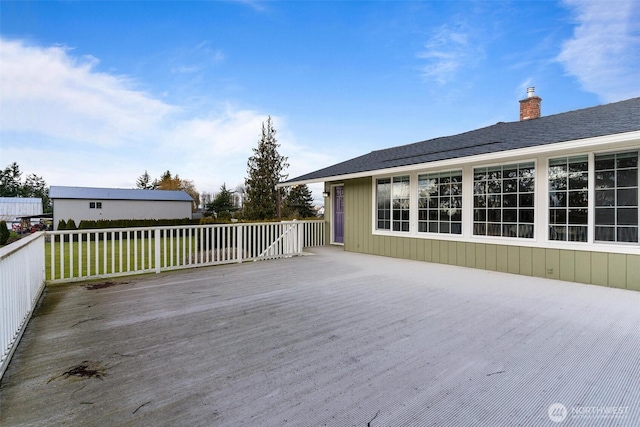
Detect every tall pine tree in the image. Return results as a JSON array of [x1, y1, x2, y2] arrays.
[[244, 117, 289, 220]]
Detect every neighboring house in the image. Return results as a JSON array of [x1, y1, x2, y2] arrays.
[[282, 90, 640, 290], [0, 197, 43, 229], [50, 186, 194, 230]]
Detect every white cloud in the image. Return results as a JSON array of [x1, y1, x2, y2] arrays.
[[0, 38, 175, 148], [557, 0, 640, 102], [0, 37, 324, 200], [417, 23, 479, 85]]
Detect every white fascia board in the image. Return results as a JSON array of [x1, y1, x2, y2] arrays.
[[279, 130, 640, 186]]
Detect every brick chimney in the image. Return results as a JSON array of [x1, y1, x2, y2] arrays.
[[519, 87, 541, 121]]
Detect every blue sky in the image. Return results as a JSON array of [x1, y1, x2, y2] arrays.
[[1, 1, 639, 203]]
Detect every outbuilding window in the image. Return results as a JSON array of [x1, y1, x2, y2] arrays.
[[473, 162, 535, 238]]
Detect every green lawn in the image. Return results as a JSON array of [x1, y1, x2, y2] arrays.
[[45, 235, 208, 281]]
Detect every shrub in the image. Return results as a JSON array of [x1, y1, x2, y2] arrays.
[[66, 219, 77, 230], [0, 221, 10, 245], [57, 219, 67, 230]]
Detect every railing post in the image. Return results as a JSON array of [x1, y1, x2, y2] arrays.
[[297, 221, 304, 255], [237, 225, 243, 263], [154, 228, 161, 274]]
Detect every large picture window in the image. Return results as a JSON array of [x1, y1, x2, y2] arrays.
[[473, 162, 535, 238], [549, 156, 588, 241], [595, 151, 638, 243], [418, 171, 462, 234], [376, 175, 410, 232]]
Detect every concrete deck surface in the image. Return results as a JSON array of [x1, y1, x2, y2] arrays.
[[1, 246, 639, 426]]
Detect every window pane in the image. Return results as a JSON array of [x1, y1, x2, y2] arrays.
[[550, 209, 567, 224], [488, 209, 501, 222], [549, 226, 566, 241], [519, 193, 534, 207], [617, 208, 638, 225], [503, 209, 517, 223], [568, 209, 587, 225], [549, 192, 566, 207], [487, 223, 501, 236], [503, 179, 517, 193], [617, 227, 638, 243], [617, 188, 638, 206], [595, 171, 615, 188], [569, 172, 588, 190], [595, 154, 615, 170], [616, 153, 638, 169], [568, 191, 588, 207], [595, 189, 615, 206], [502, 224, 517, 237], [595, 226, 615, 241], [519, 225, 534, 238], [617, 169, 638, 187], [567, 226, 588, 242], [519, 209, 535, 223], [595, 208, 615, 225]]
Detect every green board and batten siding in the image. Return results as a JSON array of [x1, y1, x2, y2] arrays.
[[326, 177, 640, 291]]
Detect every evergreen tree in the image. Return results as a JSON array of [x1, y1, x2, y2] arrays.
[[144, 170, 200, 212], [244, 117, 289, 220], [1, 163, 51, 212], [283, 184, 316, 219], [205, 183, 235, 218], [136, 170, 154, 189], [0, 162, 24, 197]]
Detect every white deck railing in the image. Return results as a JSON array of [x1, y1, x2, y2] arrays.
[[46, 220, 325, 283], [0, 220, 324, 382], [0, 232, 46, 380]]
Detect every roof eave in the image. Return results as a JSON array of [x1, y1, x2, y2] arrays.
[[279, 130, 640, 187]]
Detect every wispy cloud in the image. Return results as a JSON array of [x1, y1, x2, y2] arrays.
[[417, 22, 481, 85], [0, 38, 174, 148], [557, 0, 640, 102], [0, 37, 322, 193]]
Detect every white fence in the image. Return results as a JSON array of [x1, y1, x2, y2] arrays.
[[0, 232, 46, 380], [47, 220, 325, 283]]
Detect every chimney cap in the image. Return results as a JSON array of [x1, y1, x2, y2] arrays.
[[527, 87, 535, 98]]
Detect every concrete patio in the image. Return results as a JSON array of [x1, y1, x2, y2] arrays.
[[1, 246, 639, 426]]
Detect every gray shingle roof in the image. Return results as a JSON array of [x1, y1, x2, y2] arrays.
[[49, 186, 193, 202], [285, 97, 640, 183]]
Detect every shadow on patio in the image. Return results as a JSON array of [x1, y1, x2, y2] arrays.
[[1, 246, 639, 426]]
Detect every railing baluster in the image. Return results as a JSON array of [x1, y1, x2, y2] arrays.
[[42, 221, 323, 283]]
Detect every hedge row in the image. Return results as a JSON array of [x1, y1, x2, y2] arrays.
[[57, 218, 201, 230]]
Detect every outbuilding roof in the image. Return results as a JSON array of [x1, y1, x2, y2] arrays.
[[284, 97, 640, 184], [49, 186, 193, 202]]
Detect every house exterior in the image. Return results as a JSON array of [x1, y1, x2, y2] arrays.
[[282, 91, 640, 290], [50, 186, 194, 230]]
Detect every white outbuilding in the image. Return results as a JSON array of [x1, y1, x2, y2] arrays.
[[50, 186, 194, 230]]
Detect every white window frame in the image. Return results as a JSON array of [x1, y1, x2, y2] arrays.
[[366, 131, 640, 254]]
